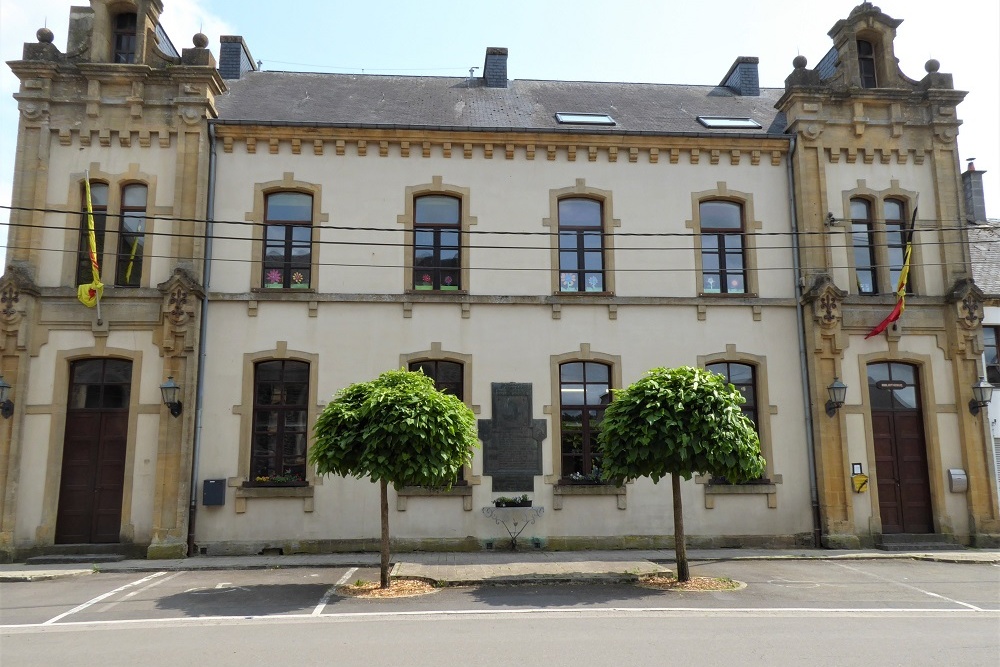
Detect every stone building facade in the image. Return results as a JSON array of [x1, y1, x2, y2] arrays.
[[1, 1, 996, 561]]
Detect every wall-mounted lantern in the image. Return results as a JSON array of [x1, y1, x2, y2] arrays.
[[826, 377, 847, 417], [159, 376, 183, 417], [0, 375, 13, 419], [969, 377, 995, 416]]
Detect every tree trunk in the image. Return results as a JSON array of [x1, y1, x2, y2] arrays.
[[672, 473, 689, 582], [380, 478, 390, 589]]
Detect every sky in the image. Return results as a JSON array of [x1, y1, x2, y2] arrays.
[[1, 0, 998, 258]]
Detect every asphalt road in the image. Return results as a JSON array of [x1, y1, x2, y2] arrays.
[[2, 559, 998, 666]]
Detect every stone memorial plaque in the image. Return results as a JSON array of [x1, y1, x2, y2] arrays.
[[479, 383, 546, 493]]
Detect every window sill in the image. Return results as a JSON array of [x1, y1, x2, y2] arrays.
[[698, 292, 758, 298], [404, 289, 469, 296], [397, 484, 474, 511], [251, 287, 316, 294], [552, 482, 626, 510], [236, 484, 314, 498], [556, 291, 613, 297]]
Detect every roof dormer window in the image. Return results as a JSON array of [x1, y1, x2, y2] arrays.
[[857, 39, 877, 88], [113, 13, 138, 64]]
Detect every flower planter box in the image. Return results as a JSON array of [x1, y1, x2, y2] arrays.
[[493, 500, 532, 508], [243, 480, 309, 488]]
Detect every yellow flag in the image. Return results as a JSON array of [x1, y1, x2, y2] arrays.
[[77, 177, 104, 308]]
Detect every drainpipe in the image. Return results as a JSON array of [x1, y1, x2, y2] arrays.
[[187, 121, 218, 556], [786, 134, 823, 548]]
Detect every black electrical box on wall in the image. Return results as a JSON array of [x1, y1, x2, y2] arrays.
[[203, 479, 226, 506]]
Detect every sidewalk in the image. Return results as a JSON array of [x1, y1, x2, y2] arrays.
[[3, 547, 998, 584]]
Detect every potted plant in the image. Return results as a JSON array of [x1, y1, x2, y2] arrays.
[[245, 470, 308, 487], [493, 494, 532, 508]]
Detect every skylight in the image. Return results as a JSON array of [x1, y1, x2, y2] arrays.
[[697, 116, 762, 129], [555, 112, 616, 126]]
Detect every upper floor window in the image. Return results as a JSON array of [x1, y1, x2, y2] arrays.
[[558, 198, 605, 292], [560, 361, 611, 479], [252, 360, 309, 482], [857, 39, 877, 88], [699, 200, 745, 294], [115, 184, 146, 287], [413, 196, 461, 291], [77, 183, 109, 286], [706, 362, 758, 430], [263, 192, 312, 289], [985, 326, 1000, 386], [113, 13, 138, 64], [884, 199, 910, 294], [851, 198, 878, 295]]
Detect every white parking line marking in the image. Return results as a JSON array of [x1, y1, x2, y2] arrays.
[[101, 571, 184, 612], [41, 572, 168, 625], [312, 567, 357, 616], [4, 605, 994, 631], [832, 562, 983, 611]]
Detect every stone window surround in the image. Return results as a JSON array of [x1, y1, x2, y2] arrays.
[[841, 180, 919, 297], [246, 173, 328, 293], [686, 182, 762, 297], [65, 163, 159, 289], [397, 176, 477, 294], [396, 343, 482, 511], [695, 344, 782, 509], [230, 342, 321, 513], [543, 344, 626, 509], [543, 179, 621, 296]]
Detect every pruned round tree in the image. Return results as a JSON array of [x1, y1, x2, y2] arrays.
[[597, 366, 765, 581], [310, 369, 478, 588]]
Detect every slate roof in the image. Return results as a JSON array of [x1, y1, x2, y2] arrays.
[[214, 72, 787, 137], [969, 221, 1000, 296]]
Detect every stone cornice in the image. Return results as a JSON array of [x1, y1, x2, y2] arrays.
[[212, 125, 789, 166]]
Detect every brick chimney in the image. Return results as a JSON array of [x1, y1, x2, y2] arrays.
[[720, 56, 760, 96], [219, 35, 257, 80], [483, 47, 508, 88], [962, 160, 988, 223]]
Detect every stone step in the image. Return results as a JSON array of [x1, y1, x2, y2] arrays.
[[876, 533, 965, 551], [25, 554, 127, 565]]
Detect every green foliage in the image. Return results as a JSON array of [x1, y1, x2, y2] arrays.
[[598, 366, 765, 485], [310, 369, 479, 489]]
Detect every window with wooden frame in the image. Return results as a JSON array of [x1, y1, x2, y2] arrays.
[[884, 198, 910, 294], [76, 182, 109, 286], [851, 198, 878, 295], [857, 39, 877, 88], [262, 192, 313, 289], [113, 13, 138, 64], [409, 359, 466, 484], [699, 200, 746, 294], [985, 326, 1000, 386], [560, 361, 611, 480], [413, 195, 461, 291], [558, 198, 605, 293], [250, 360, 309, 484], [706, 361, 768, 484], [706, 362, 758, 430], [114, 184, 146, 287]]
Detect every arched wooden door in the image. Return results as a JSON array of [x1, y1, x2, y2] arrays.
[[55, 359, 132, 544], [867, 362, 933, 534]]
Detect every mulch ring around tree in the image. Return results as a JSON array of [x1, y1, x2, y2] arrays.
[[637, 573, 747, 592], [336, 578, 439, 599]]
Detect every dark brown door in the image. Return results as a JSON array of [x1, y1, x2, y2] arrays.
[[55, 359, 131, 544], [868, 362, 933, 534]]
